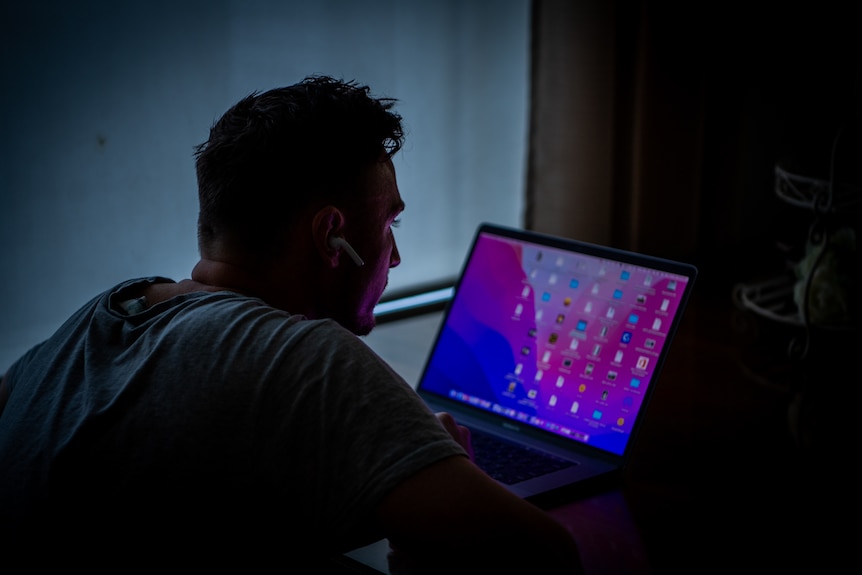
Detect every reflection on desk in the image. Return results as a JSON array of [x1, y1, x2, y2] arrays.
[[550, 488, 651, 574], [340, 484, 650, 575]]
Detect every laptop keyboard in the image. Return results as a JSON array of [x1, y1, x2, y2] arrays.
[[469, 428, 577, 485]]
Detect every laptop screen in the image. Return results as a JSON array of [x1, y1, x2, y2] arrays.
[[417, 225, 696, 457]]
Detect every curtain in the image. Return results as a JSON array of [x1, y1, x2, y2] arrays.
[[527, 0, 701, 261]]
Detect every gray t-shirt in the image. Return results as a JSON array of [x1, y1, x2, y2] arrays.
[[0, 277, 465, 555]]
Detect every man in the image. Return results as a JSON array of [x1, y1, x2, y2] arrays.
[[0, 76, 583, 573]]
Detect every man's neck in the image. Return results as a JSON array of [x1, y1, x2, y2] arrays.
[[190, 256, 325, 318], [190, 258, 259, 295]]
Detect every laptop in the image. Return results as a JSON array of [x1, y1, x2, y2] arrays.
[[341, 222, 696, 571], [416, 222, 697, 500]]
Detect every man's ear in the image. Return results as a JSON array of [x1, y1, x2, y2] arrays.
[[311, 205, 345, 268]]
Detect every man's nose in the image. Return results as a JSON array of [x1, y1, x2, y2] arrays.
[[389, 240, 401, 268]]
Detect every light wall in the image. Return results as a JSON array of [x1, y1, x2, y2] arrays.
[[0, 0, 530, 371]]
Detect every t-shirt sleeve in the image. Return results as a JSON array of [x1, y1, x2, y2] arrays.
[[257, 319, 467, 548]]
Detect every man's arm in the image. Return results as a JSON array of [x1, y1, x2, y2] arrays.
[[376, 448, 585, 574]]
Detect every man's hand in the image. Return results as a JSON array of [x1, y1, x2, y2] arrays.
[[435, 411, 474, 462]]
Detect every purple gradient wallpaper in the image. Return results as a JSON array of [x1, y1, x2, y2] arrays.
[[420, 233, 691, 456]]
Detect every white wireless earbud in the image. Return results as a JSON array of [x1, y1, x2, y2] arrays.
[[329, 236, 365, 267]]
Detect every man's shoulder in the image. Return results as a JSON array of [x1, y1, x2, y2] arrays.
[[154, 291, 357, 353]]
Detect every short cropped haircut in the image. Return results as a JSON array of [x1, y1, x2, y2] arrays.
[[194, 75, 404, 259]]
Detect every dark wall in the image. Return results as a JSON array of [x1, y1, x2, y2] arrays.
[[683, 3, 860, 290]]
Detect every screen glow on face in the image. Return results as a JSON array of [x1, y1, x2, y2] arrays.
[[420, 233, 690, 456]]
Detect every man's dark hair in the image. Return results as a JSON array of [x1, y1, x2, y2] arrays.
[[194, 75, 404, 258]]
